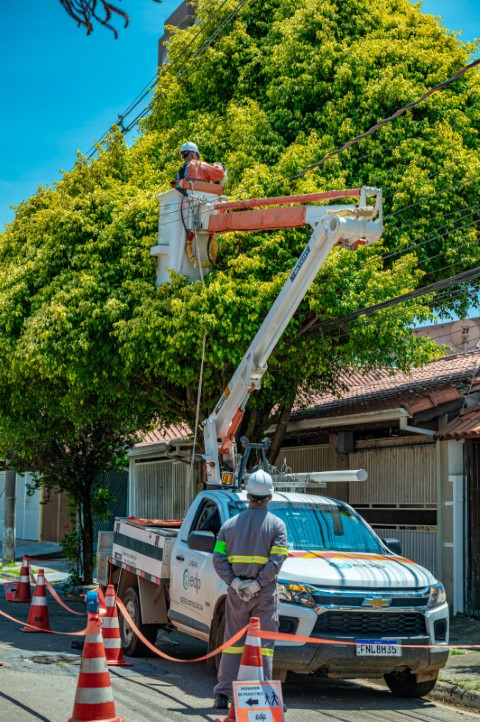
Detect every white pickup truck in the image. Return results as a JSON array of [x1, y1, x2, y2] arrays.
[[99, 486, 449, 699]]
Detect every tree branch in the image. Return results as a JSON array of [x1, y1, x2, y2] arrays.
[[59, 0, 130, 39]]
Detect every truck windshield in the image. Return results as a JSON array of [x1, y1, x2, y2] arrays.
[[269, 501, 384, 554]]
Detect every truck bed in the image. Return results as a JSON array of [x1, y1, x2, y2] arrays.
[[110, 517, 179, 585]]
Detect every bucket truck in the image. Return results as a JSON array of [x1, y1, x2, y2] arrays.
[[101, 181, 449, 697]]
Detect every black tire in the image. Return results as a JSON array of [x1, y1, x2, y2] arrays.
[[119, 587, 159, 657], [384, 670, 438, 698]]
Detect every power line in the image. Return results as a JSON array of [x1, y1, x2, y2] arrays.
[[290, 56, 480, 179], [85, 0, 250, 157], [303, 265, 480, 339]]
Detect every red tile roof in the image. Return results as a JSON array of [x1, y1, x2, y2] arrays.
[[136, 424, 192, 446], [135, 350, 480, 446], [436, 404, 480, 439], [292, 350, 480, 420]]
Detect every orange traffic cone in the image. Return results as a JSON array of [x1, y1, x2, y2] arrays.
[[67, 612, 123, 722], [237, 617, 264, 683], [3, 556, 32, 603], [102, 585, 132, 667], [215, 617, 264, 722], [13, 556, 32, 603], [21, 569, 51, 632]]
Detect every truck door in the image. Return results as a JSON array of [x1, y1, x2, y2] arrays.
[[169, 498, 225, 635]]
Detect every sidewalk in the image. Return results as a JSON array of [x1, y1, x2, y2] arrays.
[[430, 614, 480, 711], [1, 540, 479, 711], [0, 539, 69, 584]]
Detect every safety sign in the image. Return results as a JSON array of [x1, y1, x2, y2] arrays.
[[233, 680, 285, 722]]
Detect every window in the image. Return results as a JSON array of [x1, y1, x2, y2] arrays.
[[192, 500, 221, 536], [269, 501, 383, 554]]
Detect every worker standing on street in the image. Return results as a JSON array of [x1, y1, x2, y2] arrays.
[[212, 470, 288, 709]]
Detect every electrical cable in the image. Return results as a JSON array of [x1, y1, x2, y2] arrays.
[[86, 0, 250, 156], [301, 265, 480, 339], [290, 56, 480, 179]]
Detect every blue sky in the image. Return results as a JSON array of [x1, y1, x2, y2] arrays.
[[0, 0, 479, 230]]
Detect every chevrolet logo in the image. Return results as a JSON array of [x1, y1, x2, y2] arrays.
[[362, 597, 391, 608]]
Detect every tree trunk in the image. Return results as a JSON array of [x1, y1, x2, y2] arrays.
[[80, 489, 95, 584], [267, 403, 293, 466], [2, 466, 16, 564]]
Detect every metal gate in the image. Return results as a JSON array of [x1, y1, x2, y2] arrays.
[[466, 440, 480, 616], [131, 459, 194, 519]]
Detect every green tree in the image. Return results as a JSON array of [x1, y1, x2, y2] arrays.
[[0, 140, 159, 582], [0, 0, 479, 573]]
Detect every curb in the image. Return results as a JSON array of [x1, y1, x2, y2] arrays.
[[429, 680, 480, 711]]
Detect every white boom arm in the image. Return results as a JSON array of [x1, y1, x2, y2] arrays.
[[203, 187, 383, 487]]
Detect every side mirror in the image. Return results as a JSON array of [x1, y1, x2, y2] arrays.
[[187, 530, 215, 553], [382, 538, 402, 555]]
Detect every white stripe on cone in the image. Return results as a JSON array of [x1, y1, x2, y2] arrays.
[[103, 639, 122, 649], [79, 657, 109, 673], [74, 687, 115, 705], [102, 618, 117, 628], [238, 664, 264, 681], [30, 595, 48, 606]]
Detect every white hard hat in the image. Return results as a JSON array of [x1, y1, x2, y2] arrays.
[[246, 470, 274, 497], [180, 141, 200, 156]]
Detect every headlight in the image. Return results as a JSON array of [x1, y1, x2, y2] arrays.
[[428, 583, 447, 608], [277, 581, 317, 608]]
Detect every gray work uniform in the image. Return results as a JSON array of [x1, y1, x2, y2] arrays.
[[212, 505, 288, 697]]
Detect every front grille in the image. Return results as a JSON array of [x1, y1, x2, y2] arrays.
[[313, 612, 426, 636], [313, 595, 429, 608]]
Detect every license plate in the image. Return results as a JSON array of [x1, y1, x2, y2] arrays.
[[356, 639, 402, 656]]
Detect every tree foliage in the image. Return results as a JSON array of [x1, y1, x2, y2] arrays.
[[1, 0, 480, 571]]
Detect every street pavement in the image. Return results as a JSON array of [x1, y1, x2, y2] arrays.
[[0, 542, 480, 722]]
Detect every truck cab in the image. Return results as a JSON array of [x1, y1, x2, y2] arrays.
[[106, 486, 449, 698]]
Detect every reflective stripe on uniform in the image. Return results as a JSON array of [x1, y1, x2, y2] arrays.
[[222, 645, 274, 657], [214, 540, 227, 555], [270, 545, 288, 555], [227, 555, 269, 564]]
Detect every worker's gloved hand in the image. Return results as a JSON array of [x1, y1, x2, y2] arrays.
[[231, 577, 247, 600], [238, 580, 261, 601]]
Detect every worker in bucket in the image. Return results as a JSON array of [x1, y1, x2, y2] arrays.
[[212, 469, 288, 709], [175, 141, 200, 196], [175, 141, 227, 196]]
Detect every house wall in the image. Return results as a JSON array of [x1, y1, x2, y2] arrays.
[[444, 438, 465, 613], [0, 471, 41, 541], [280, 436, 441, 580], [41, 489, 71, 542]]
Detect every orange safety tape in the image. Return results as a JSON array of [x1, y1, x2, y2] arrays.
[[29, 567, 85, 616], [0, 606, 87, 636], [258, 629, 480, 650], [115, 596, 249, 662], [44, 579, 85, 616]]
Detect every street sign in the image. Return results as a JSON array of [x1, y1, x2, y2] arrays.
[[233, 680, 285, 722], [3, 582, 18, 601]]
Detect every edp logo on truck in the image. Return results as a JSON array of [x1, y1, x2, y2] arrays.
[[183, 569, 201, 592]]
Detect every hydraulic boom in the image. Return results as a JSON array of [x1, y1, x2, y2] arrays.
[[152, 184, 383, 488]]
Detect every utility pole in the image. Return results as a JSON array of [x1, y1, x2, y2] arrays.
[[2, 465, 16, 564]]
